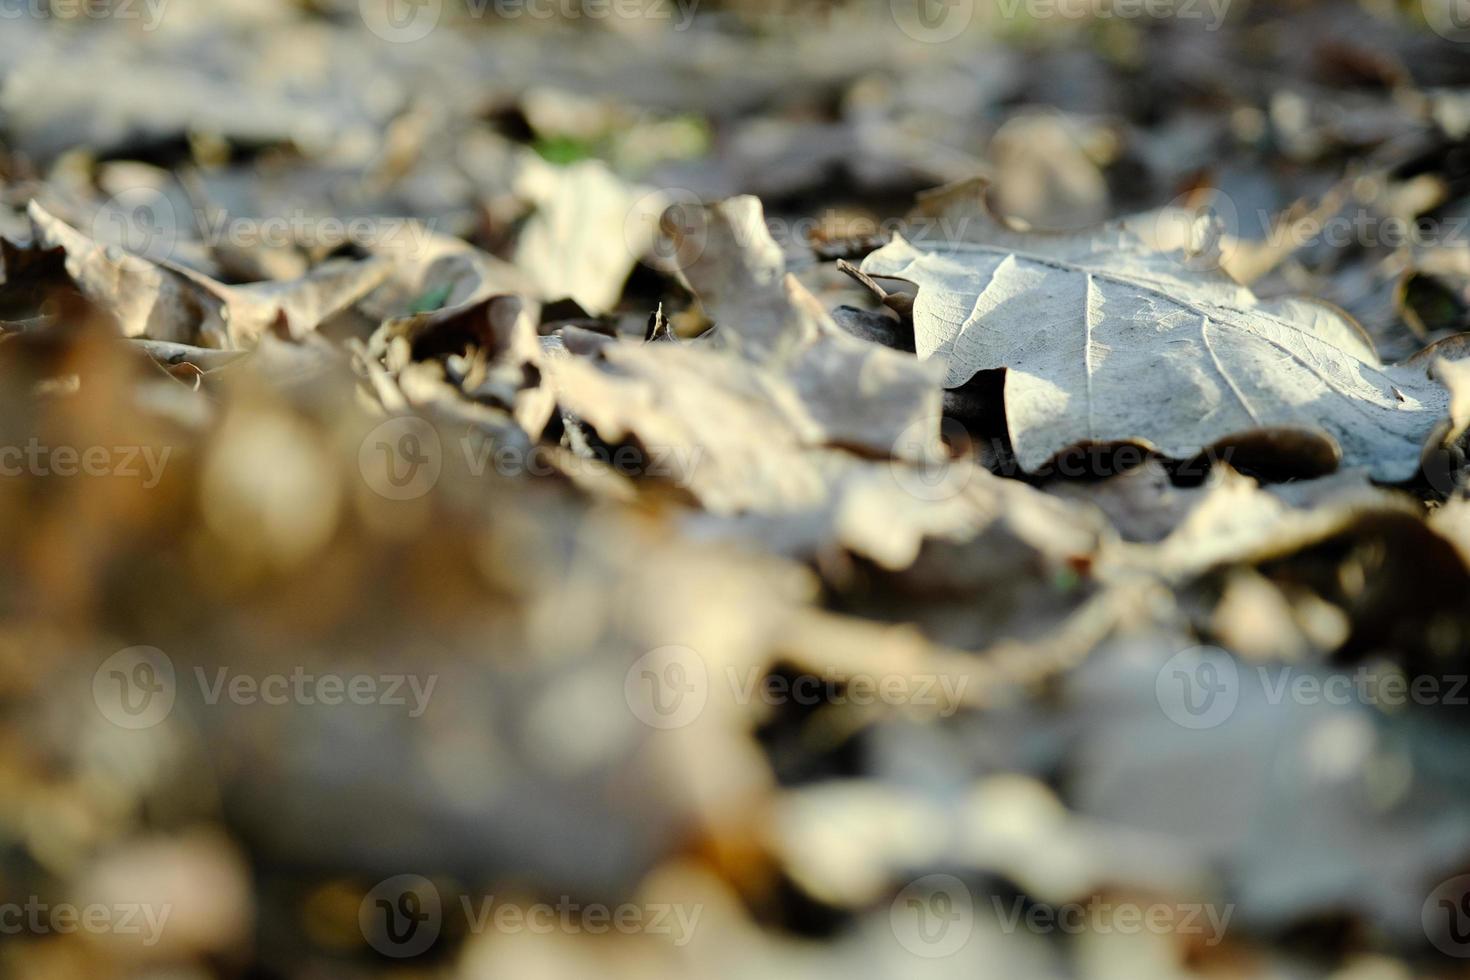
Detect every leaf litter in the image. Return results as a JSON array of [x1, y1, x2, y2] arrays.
[[3, 3, 1470, 978]]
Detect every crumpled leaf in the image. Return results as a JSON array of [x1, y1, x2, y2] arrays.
[[26, 202, 388, 348], [860, 179, 1469, 481], [1102, 463, 1421, 581], [370, 293, 554, 440], [544, 341, 841, 514], [537, 192, 968, 569], [548, 330, 1113, 579], [26, 199, 215, 344], [538, 195, 1097, 577], [673, 195, 945, 460], [224, 258, 393, 344], [358, 221, 534, 324]]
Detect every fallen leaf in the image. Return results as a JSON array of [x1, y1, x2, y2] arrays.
[[27, 202, 389, 348], [860, 179, 1468, 481], [673, 195, 944, 460], [513, 159, 660, 315]]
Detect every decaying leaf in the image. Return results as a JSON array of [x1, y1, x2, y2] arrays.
[[861, 179, 1469, 481], [26, 199, 215, 343]]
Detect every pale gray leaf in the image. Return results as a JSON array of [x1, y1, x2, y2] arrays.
[[861, 181, 1458, 481]]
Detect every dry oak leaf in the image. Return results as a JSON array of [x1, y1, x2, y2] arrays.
[[860, 179, 1470, 481]]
